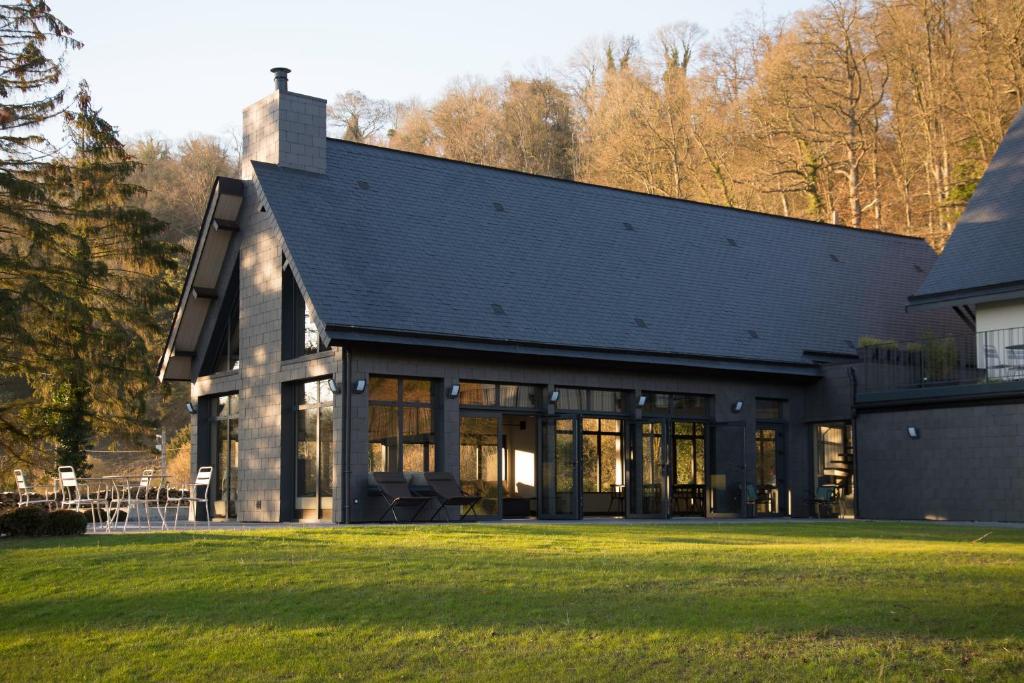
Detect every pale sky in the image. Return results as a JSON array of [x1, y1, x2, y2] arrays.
[[55, 0, 814, 140]]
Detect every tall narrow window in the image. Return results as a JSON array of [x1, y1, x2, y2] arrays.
[[214, 394, 239, 518], [296, 379, 333, 514], [283, 265, 325, 359], [581, 418, 622, 493], [368, 376, 436, 472]]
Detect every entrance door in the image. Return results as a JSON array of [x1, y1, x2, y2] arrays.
[[629, 420, 669, 517], [460, 415, 502, 518], [755, 426, 786, 515], [671, 420, 707, 516], [539, 417, 580, 519], [710, 422, 745, 514]]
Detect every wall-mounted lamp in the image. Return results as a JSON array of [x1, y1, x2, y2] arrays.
[[548, 389, 560, 404], [637, 394, 648, 407], [907, 426, 921, 440], [731, 400, 744, 413], [327, 378, 340, 394], [185, 402, 198, 415], [448, 383, 461, 399], [352, 379, 367, 394]]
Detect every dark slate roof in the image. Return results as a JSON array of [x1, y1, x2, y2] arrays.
[[912, 107, 1024, 306], [254, 141, 960, 371]]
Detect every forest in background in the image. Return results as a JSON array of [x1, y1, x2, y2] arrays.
[[3, 0, 1024, 481], [335, 0, 1024, 248]]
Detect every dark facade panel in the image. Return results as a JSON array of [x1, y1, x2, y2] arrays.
[[857, 402, 1024, 522]]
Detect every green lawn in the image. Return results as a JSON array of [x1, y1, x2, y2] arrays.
[[2, 522, 1023, 681]]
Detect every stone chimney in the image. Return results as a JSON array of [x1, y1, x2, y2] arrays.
[[241, 67, 327, 178]]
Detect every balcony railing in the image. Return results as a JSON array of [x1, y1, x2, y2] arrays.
[[858, 326, 1024, 393]]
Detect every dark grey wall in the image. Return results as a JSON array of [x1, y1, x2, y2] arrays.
[[344, 346, 839, 522], [857, 401, 1024, 522]]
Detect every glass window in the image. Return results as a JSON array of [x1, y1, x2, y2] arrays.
[[296, 379, 333, 502], [459, 382, 539, 409], [642, 393, 710, 417], [556, 388, 623, 414], [672, 421, 706, 486], [214, 302, 240, 373], [756, 399, 785, 421], [368, 376, 436, 472], [302, 304, 320, 354], [459, 382, 497, 406], [581, 418, 622, 493], [214, 393, 239, 517]]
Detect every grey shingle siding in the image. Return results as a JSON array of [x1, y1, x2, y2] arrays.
[[254, 141, 959, 368], [914, 106, 1024, 302]]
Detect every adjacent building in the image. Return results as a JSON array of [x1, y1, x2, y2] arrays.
[[159, 69, 1020, 523]]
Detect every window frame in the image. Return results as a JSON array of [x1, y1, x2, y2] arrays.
[[368, 376, 438, 473]]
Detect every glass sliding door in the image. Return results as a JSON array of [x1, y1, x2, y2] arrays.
[[539, 418, 579, 519], [630, 420, 668, 517], [460, 416, 501, 517]]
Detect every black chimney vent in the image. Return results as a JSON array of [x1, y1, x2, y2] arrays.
[[271, 67, 291, 92]]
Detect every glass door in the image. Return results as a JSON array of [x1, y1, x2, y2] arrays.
[[755, 425, 786, 515], [539, 417, 580, 519], [459, 415, 502, 518], [629, 420, 669, 517]]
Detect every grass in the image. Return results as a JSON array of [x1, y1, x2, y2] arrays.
[[1, 521, 1023, 682]]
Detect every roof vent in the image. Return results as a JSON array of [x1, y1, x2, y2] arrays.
[[830, 254, 841, 263], [623, 221, 635, 231], [493, 202, 505, 213], [271, 66, 290, 92], [357, 180, 370, 190], [726, 238, 738, 247], [634, 317, 648, 328], [747, 330, 759, 339], [913, 264, 924, 273], [491, 303, 506, 315]]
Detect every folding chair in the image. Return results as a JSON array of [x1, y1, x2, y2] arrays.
[[372, 472, 432, 523], [422, 471, 482, 522]]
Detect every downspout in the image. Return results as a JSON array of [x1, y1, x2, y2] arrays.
[[342, 348, 352, 524]]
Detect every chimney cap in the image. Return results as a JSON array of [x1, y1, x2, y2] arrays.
[[271, 67, 291, 92]]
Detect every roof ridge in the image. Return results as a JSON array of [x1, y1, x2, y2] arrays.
[[323, 137, 928, 244]]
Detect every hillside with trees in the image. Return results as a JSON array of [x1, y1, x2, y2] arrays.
[[345, 0, 1024, 250]]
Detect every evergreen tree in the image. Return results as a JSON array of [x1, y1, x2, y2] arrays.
[[0, 3, 180, 476]]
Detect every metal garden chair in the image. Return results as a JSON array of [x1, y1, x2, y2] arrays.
[[13, 469, 52, 508], [163, 466, 213, 530], [58, 466, 105, 527]]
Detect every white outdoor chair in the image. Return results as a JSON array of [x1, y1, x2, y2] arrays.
[[121, 469, 160, 531], [163, 466, 213, 530], [58, 466, 105, 527], [14, 469, 52, 508]]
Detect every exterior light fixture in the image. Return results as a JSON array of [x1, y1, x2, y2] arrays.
[[185, 402, 198, 415], [907, 426, 920, 439], [548, 389, 560, 403], [327, 378, 340, 394], [448, 383, 460, 399], [637, 394, 648, 407], [731, 400, 744, 413], [352, 379, 367, 394]]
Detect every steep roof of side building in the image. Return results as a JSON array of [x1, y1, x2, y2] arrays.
[[254, 140, 961, 372], [911, 107, 1024, 307]]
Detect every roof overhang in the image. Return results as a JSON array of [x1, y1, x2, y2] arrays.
[[158, 176, 245, 382], [907, 279, 1024, 311], [325, 325, 824, 378]]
